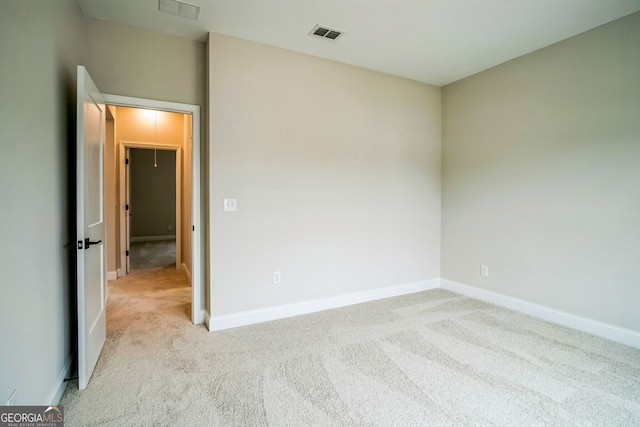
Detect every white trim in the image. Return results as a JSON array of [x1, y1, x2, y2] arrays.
[[204, 311, 212, 331], [440, 279, 640, 349], [46, 353, 74, 405], [190, 106, 202, 325], [209, 279, 440, 331], [181, 262, 191, 283], [106, 271, 117, 281], [104, 94, 204, 325], [130, 235, 177, 243], [123, 145, 131, 276], [117, 268, 125, 278], [103, 94, 198, 115]]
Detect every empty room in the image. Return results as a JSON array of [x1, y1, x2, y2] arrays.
[[1, 0, 639, 425]]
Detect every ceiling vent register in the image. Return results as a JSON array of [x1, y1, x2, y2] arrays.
[[159, 0, 201, 20], [309, 25, 344, 41]]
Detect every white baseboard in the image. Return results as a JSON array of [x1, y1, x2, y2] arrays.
[[106, 271, 117, 281], [46, 352, 74, 405], [440, 279, 640, 349], [181, 263, 191, 284], [205, 276, 640, 349], [117, 268, 125, 278], [209, 278, 440, 331], [131, 235, 176, 243]]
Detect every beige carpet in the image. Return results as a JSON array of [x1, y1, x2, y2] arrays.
[[60, 269, 640, 426], [129, 240, 176, 270]]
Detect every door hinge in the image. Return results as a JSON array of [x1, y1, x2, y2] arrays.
[[125, 204, 129, 211], [125, 158, 129, 165], [126, 250, 130, 256], [192, 226, 194, 231], [77, 240, 83, 250]]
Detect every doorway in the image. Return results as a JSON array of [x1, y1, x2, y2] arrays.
[[128, 147, 178, 271], [102, 94, 203, 325], [119, 139, 184, 275]]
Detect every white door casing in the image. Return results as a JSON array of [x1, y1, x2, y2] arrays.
[[125, 147, 131, 274], [76, 66, 107, 390], [105, 94, 204, 325]]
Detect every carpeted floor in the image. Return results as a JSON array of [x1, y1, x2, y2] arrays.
[[130, 240, 176, 270], [60, 270, 640, 426]]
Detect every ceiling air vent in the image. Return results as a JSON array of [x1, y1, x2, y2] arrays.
[[309, 25, 344, 41], [159, 0, 201, 20]]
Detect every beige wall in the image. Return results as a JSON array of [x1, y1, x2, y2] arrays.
[[441, 12, 640, 331], [115, 107, 185, 147], [0, 0, 84, 405], [208, 33, 442, 316], [82, 19, 206, 108]]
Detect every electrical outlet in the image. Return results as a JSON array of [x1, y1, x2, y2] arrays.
[[7, 389, 17, 406], [273, 271, 281, 284], [224, 198, 237, 212], [481, 265, 489, 277]]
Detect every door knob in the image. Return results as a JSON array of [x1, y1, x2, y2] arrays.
[[84, 238, 102, 249]]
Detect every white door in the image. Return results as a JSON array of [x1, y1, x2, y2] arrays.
[[76, 65, 107, 390]]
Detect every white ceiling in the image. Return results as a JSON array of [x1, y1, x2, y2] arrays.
[[77, 0, 640, 86]]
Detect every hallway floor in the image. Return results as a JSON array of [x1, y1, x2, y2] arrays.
[[130, 239, 176, 270], [60, 263, 195, 425]]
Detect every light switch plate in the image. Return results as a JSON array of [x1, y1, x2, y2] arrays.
[[480, 265, 489, 277], [224, 198, 237, 212]]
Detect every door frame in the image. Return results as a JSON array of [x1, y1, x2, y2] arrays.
[[104, 94, 204, 325], [120, 143, 182, 273]]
